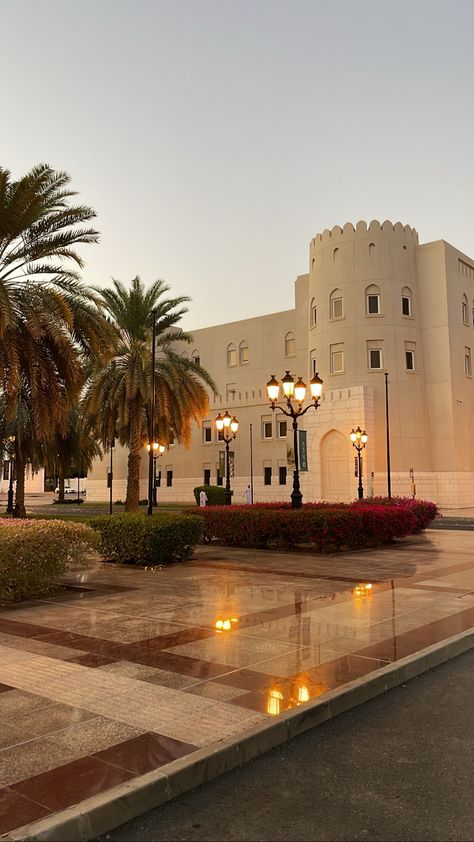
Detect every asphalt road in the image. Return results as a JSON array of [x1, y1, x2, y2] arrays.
[[98, 649, 474, 842]]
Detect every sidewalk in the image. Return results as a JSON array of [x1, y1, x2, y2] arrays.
[[0, 530, 473, 840]]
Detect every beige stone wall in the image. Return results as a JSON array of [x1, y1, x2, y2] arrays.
[[87, 219, 474, 509]]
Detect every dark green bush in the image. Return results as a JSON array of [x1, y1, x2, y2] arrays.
[[193, 484, 226, 506], [91, 513, 204, 566]]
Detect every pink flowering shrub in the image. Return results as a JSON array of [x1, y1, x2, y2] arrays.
[[0, 518, 99, 604], [187, 497, 438, 552]]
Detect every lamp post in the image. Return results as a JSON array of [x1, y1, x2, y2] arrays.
[[6, 436, 15, 515], [108, 438, 115, 515], [384, 372, 392, 499], [147, 308, 157, 517], [350, 426, 368, 499], [215, 411, 238, 506], [266, 370, 323, 509], [147, 441, 165, 506]]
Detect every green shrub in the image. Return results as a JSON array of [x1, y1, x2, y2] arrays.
[[193, 484, 226, 506], [0, 518, 99, 604], [91, 513, 204, 566]]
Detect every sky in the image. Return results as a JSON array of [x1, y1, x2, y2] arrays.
[[2, 0, 474, 330]]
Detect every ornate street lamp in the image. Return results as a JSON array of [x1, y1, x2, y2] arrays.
[[266, 370, 323, 509], [146, 441, 166, 507], [147, 308, 157, 517], [215, 411, 238, 506], [5, 436, 15, 515], [350, 426, 368, 499]]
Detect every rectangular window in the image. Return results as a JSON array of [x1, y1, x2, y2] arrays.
[[278, 419, 287, 438], [331, 298, 343, 319], [405, 341, 416, 371], [156, 470, 161, 488], [166, 470, 173, 487], [279, 466, 287, 485], [239, 345, 249, 364], [310, 349, 318, 377], [330, 343, 344, 373], [203, 468, 211, 485], [3, 460, 9, 481], [216, 468, 223, 486], [262, 418, 273, 439], [227, 348, 237, 367], [367, 340, 383, 370], [465, 347, 472, 377], [203, 425, 212, 443], [367, 294, 380, 314], [264, 466, 272, 485], [311, 304, 317, 326], [192, 355, 200, 366], [402, 296, 411, 316], [226, 383, 236, 400]]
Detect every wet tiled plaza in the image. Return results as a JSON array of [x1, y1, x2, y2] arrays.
[[0, 529, 473, 837]]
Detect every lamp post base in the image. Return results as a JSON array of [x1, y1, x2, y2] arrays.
[[224, 489, 232, 506], [291, 488, 303, 509], [6, 489, 14, 515]]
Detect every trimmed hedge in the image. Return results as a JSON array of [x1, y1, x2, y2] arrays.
[[187, 498, 438, 552], [91, 513, 204, 566], [193, 484, 226, 506], [0, 518, 98, 604]]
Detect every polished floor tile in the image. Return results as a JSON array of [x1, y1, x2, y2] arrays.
[[0, 787, 51, 834], [93, 731, 198, 774]]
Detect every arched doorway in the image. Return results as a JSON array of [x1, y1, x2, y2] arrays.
[[321, 430, 351, 502]]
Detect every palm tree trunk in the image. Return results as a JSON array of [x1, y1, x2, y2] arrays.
[[13, 442, 27, 518], [125, 402, 141, 512], [58, 461, 65, 503]]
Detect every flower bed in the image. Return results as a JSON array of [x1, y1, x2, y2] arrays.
[[187, 498, 438, 552], [0, 519, 98, 604], [91, 513, 204, 566]]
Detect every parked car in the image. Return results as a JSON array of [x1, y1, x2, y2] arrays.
[[55, 486, 86, 495]]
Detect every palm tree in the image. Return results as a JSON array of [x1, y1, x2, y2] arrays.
[[83, 277, 215, 511], [0, 164, 117, 513], [43, 407, 103, 504]]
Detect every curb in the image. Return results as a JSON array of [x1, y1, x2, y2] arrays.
[[4, 627, 474, 842]]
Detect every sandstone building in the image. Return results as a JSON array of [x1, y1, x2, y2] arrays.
[[87, 220, 474, 509]]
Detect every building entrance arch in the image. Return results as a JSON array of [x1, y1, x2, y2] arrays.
[[321, 429, 351, 502]]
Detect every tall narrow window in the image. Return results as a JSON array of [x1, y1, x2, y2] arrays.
[[264, 466, 272, 485], [368, 242, 375, 257], [367, 340, 383, 370], [401, 286, 412, 317], [465, 347, 472, 377], [192, 349, 200, 365], [239, 340, 249, 364], [203, 468, 211, 485], [310, 349, 318, 376], [462, 294, 469, 324], [216, 468, 223, 486], [279, 466, 287, 485], [405, 341, 416, 371], [166, 470, 173, 487], [227, 344, 237, 366], [329, 289, 343, 319], [262, 417, 273, 439], [310, 298, 317, 326], [333, 247, 339, 261], [285, 331, 296, 356], [330, 343, 344, 373], [365, 284, 381, 315], [202, 424, 212, 444]]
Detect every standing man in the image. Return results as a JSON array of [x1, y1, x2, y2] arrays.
[[243, 484, 253, 505], [199, 488, 208, 507]]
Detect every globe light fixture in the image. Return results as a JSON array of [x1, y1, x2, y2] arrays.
[[147, 440, 166, 507]]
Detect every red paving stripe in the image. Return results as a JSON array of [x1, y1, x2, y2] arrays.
[[190, 560, 382, 584], [0, 787, 51, 835], [92, 732, 198, 774], [11, 756, 133, 813], [0, 618, 60, 638], [68, 653, 117, 668], [0, 683, 14, 693], [138, 626, 215, 650]]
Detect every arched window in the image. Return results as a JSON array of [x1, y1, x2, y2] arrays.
[[310, 298, 317, 327], [329, 288, 343, 319], [227, 343, 237, 367], [401, 286, 412, 317], [365, 284, 381, 315], [239, 340, 249, 364], [333, 247, 339, 261], [368, 242, 375, 257], [462, 294, 469, 324], [191, 349, 200, 366], [285, 331, 296, 357]]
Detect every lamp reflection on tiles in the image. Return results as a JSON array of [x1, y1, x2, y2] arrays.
[[352, 583, 373, 599], [214, 617, 239, 633], [266, 689, 283, 715]]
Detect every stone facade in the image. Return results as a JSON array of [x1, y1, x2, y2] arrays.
[[87, 220, 474, 509]]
